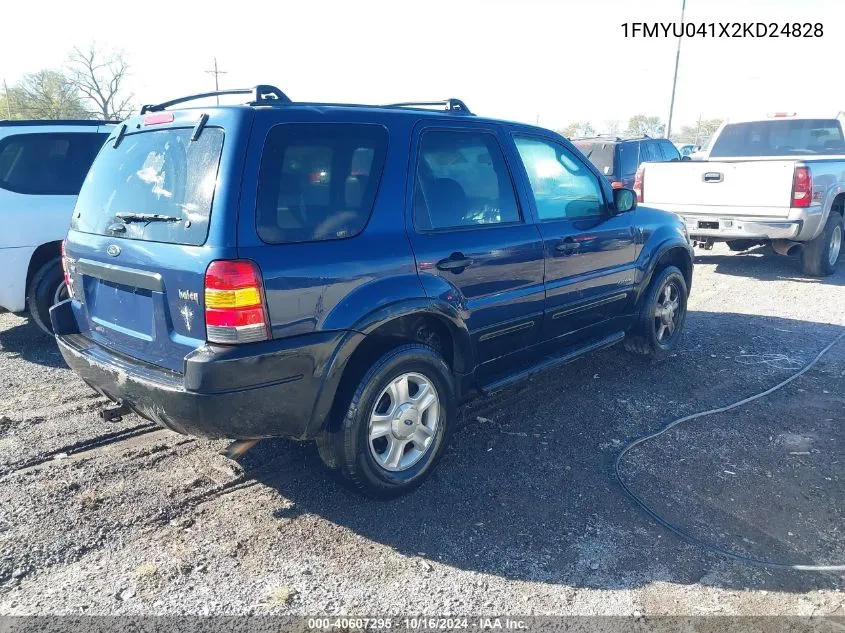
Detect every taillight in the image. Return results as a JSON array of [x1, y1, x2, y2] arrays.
[[61, 239, 74, 298], [633, 168, 644, 202], [791, 166, 812, 208], [204, 260, 270, 344]]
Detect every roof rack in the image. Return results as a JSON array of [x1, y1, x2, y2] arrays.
[[140, 85, 291, 114], [384, 99, 473, 115]]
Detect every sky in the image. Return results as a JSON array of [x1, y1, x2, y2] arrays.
[[1, 0, 843, 132]]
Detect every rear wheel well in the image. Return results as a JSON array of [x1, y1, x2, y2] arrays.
[[831, 193, 845, 220], [327, 314, 458, 430], [26, 241, 63, 298]]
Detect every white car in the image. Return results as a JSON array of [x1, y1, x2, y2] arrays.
[[0, 120, 114, 332]]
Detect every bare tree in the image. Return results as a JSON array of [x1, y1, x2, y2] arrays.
[[66, 43, 135, 120], [604, 119, 622, 136], [10, 70, 90, 120]]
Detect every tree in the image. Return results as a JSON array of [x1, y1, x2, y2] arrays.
[[66, 43, 135, 120], [558, 121, 596, 138], [4, 70, 90, 120], [626, 114, 665, 137], [672, 118, 723, 145]]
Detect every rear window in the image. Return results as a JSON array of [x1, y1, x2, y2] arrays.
[[710, 119, 845, 157], [256, 123, 388, 244], [573, 141, 615, 176], [71, 128, 224, 246], [0, 132, 107, 195]]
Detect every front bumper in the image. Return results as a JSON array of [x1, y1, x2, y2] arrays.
[[680, 214, 802, 241], [52, 301, 345, 440]]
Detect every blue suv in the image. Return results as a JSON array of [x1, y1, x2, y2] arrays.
[[52, 86, 693, 498]]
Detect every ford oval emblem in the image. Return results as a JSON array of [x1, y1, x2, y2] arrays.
[[107, 244, 121, 257]]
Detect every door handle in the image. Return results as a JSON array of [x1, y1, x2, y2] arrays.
[[555, 239, 581, 254], [436, 254, 473, 272]]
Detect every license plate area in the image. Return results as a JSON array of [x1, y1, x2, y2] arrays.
[[698, 221, 720, 230], [85, 278, 155, 341]]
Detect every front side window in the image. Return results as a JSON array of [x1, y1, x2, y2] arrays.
[[414, 130, 520, 230], [256, 124, 387, 244], [514, 136, 604, 220], [0, 132, 107, 195]]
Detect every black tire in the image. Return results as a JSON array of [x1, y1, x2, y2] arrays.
[[726, 239, 758, 252], [800, 213, 843, 277], [26, 258, 66, 335], [316, 344, 455, 499], [624, 265, 688, 359]]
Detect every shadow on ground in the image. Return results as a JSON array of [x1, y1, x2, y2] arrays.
[[697, 245, 845, 286], [0, 314, 65, 369], [239, 309, 844, 594]]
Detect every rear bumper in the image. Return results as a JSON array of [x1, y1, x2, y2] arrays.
[[52, 301, 347, 440], [678, 214, 802, 241]]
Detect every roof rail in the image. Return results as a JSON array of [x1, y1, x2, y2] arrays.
[[384, 99, 473, 115], [140, 85, 291, 114]]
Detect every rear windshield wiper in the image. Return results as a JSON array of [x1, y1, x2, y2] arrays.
[[114, 212, 182, 224]]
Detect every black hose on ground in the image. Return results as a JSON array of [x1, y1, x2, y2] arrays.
[[615, 331, 845, 572]]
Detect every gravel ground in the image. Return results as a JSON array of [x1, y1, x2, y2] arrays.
[[0, 244, 843, 617]]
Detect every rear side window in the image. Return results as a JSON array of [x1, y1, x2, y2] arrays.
[[640, 142, 662, 162], [0, 132, 107, 195], [414, 130, 520, 230], [71, 128, 224, 246], [617, 142, 640, 176], [256, 124, 387, 244]]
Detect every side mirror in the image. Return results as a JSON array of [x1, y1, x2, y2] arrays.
[[681, 155, 692, 161], [613, 187, 637, 214]]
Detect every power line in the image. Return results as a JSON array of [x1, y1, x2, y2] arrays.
[[204, 57, 227, 105]]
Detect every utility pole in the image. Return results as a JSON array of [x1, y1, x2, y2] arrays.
[[666, 0, 686, 140], [2, 79, 12, 119], [204, 58, 227, 105], [693, 113, 702, 146]]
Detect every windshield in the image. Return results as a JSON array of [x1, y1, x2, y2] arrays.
[[709, 119, 845, 157], [573, 141, 615, 176], [71, 128, 224, 246]]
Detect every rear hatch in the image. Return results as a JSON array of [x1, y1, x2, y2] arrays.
[[64, 109, 247, 373]]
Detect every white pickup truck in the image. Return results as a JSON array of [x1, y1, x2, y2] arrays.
[[635, 113, 845, 276]]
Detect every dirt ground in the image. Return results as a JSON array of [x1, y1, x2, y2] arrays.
[[0, 244, 843, 617]]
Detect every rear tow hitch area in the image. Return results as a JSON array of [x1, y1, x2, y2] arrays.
[[100, 401, 131, 422]]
